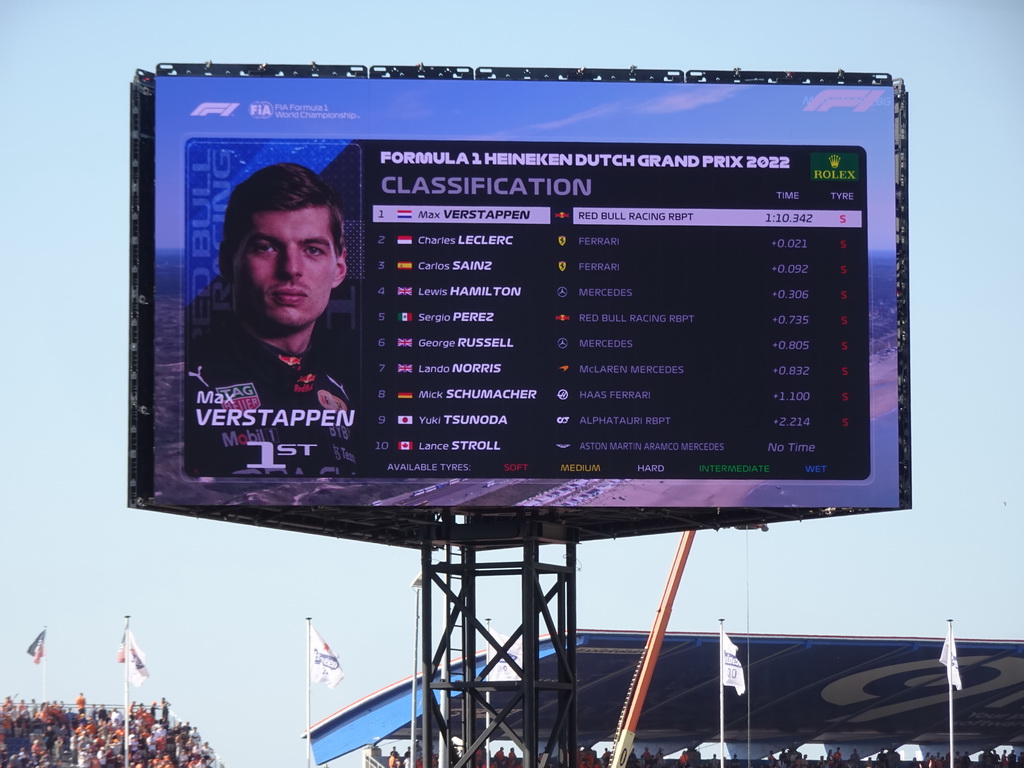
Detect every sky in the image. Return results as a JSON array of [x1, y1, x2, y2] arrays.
[[1, 1, 1022, 767]]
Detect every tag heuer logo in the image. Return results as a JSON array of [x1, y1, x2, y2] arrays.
[[810, 152, 859, 181], [216, 382, 260, 410]]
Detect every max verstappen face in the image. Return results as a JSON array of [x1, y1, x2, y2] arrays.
[[231, 206, 346, 354]]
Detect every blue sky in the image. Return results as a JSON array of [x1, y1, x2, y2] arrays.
[[1, 1, 1022, 767]]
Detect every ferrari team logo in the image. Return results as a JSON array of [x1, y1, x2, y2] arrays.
[[557, 235, 567, 246], [558, 261, 567, 272]]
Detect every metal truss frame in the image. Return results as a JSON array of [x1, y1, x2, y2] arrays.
[[419, 527, 578, 768]]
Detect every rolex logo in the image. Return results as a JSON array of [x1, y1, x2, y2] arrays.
[[810, 152, 859, 182]]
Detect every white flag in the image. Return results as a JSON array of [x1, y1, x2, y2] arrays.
[[310, 625, 344, 689], [117, 629, 149, 687], [487, 629, 522, 682], [722, 631, 746, 696], [940, 629, 962, 690]]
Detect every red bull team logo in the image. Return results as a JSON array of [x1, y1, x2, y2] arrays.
[[294, 373, 316, 393]]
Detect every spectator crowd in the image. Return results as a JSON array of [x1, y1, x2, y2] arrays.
[[0, 696, 220, 768], [378, 743, 1019, 768]]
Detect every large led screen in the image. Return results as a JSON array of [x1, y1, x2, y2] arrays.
[[138, 68, 908, 515]]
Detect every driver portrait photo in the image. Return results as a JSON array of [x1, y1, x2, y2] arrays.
[[184, 162, 358, 478]]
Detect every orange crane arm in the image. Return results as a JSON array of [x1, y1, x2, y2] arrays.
[[609, 530, 697, 768]]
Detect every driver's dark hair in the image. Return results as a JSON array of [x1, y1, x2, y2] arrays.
[[218, 163, 345, 279]]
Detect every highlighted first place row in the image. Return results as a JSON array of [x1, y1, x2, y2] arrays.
[[373, 206, 863, 228], [575, 208, 862, 228], [373, 206, 551, 224]]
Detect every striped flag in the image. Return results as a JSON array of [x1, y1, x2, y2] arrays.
[[117, 629, 149, 687], [27, 630, 45, 664]]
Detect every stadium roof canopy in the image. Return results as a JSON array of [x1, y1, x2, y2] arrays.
[[310, 631, 1024, 765]]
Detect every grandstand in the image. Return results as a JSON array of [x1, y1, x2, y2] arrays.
[[0, 697, 221, 768], [310, 632, 1024, 766]]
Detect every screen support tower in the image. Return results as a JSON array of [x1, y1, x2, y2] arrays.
[[419, 518, 578, 768]]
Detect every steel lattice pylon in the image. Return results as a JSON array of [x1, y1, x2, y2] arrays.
[[419, 525, 578, 768]]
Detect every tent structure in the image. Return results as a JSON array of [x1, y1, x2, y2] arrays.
[[310, 631, 1024, 765]]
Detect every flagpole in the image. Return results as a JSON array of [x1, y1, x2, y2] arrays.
[[307, 617, 313, 768], [485, 618, 492, 768], [947, 619, 955, 766], [43, 625, 48, 703], [124, 616, 131, 768], [412, 574, 423, 768], [719, 619, 726, 768]]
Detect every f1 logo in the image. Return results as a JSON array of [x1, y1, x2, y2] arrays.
[[803, 89, 882, 113], [190, 102, 240, 117]]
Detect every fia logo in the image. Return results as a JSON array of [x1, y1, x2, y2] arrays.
[[250, 101, 273, 119]]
